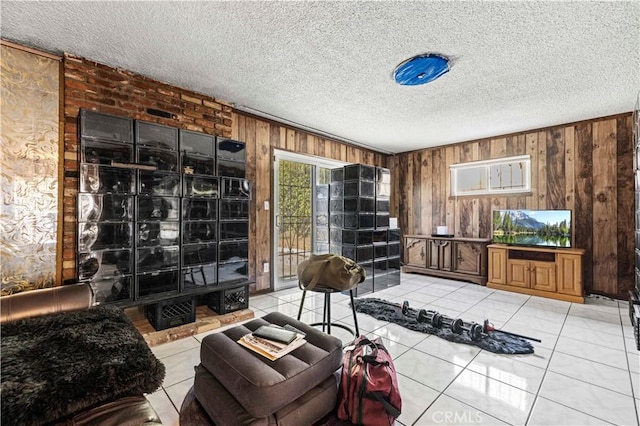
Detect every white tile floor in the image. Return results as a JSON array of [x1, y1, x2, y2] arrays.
[[147, 273, 640, 425]]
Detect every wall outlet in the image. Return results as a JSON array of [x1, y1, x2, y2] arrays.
[[264, 200, 270, 210], [263, 262, 270, 273]]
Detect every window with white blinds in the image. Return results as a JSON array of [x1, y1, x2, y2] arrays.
[[450, 155, 531, 196]]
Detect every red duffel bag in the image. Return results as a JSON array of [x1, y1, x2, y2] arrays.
[[337, 336, 402, 426]]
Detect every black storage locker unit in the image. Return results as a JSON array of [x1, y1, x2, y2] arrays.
[[328, 164, 400, 296], [77, 110, 135, 304], [134, 121, 181, 299], [181, 140, 219, 292], [216, 177, 250, 286], [216, 137, 246, 178], [77, 110, 251, 327]]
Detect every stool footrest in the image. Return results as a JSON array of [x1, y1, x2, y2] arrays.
[[309, 321, 355, 336]]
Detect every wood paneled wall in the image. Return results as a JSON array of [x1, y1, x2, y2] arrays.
[[232, 113, 388, 293], [389, 114, 634, 298]]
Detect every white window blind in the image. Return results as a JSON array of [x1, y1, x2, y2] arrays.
[[450, 155, 531, 196]]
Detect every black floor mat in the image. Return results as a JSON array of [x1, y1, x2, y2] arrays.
[[352, 298, 534, 355]]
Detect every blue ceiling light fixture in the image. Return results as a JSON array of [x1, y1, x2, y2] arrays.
[[393, 53, 450, 86]]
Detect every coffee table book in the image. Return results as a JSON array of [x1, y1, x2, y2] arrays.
[[238, 333, 306, 361]]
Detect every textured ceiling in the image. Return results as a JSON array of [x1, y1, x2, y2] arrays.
[[2, 1, 638, 154]]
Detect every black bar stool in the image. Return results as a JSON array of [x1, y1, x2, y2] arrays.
[[297, 284, 359, 337]]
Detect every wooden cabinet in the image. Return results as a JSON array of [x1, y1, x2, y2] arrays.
[[428, 239, 452, 271], [487, 244, 584, 303], [453, 241, 486, 275], [403, 236, 490, 285], [405, 238, 427, 267], [488, 247, 506, 284], [557, 254, 583, 296], [507, 259, 556, 291]]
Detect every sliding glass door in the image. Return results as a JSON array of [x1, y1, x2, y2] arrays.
[[273, 151, 343, 290]]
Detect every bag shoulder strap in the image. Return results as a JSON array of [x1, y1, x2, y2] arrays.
[[364, 391, 401, 419]]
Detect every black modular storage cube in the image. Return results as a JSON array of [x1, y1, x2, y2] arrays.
[[388, 228, 401, 242], [372, 230, 388, 244], [374, 244, 387, 260], [182, 130, 215, 156], [344, 197, 375, 213], [329, 198, 344, 213], [330, 182, 344, 198], [221, 177, 251, 199], [219, 199, 249, 220], [81, 140, 133, 165], [342, 244, 373, 262], [78, 194, 134, 222], [376, 198, 390, 214], [219, 221, 249, 241], [329, 213, 343, 228], [373, 273, 388, 291], [136, 146, 179, 172], [216, 159, 246, 178], [137, 196, 180, 221], [78, 249, 133, 280], [360, 261, 374, 279], [182, 264, 217, 289], [184, 175, 219, 198], [146, 296, 196, 331], [354, 277, 373, 297], [80, 164, 136, 194], [136, 121, 178, 150], [80, 109, 133, 143], [182, 153, 216, 176], [218, 261, 249, 284], [388, 271, 401, 287], [216, 138, 246, 162], [343, 213, 375, 229], [136, 269, 180, 298], [388, 242, 401, 258], [209, 284, 249, 314], [344, 164, 375, 181], [78, 222, 133, 252], [376, 214, 390, 229], [183, 221, 217, 243], [138, 171, 181, 197], [341, 229, 373, 245], [343, 180, 375, 198]]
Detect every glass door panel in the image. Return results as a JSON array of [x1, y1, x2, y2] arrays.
[[273, 152, 344, 290]]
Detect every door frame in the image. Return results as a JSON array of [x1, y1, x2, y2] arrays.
[[272, 150, 346, 290]]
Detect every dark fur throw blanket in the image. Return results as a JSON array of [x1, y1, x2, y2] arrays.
[[352, 298, 534, 355], [1, 305, 165, 426]]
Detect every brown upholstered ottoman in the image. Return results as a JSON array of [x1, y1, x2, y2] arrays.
[[188, 312, 343, 425]]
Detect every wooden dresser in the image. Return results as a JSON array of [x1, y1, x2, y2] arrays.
[[487, 244, 585, 303], [403, 235, 491, 285]]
